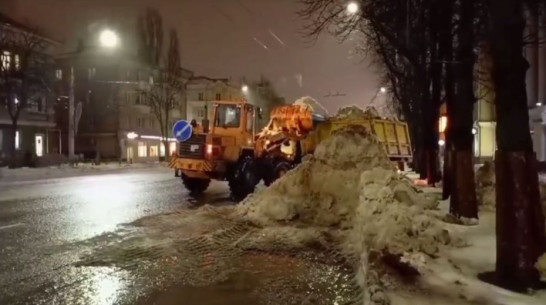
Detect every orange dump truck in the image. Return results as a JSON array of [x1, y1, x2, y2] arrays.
[[169, 99, 412, 200]]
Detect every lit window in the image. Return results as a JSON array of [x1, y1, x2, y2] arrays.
[[137, 142, 147, 157], [15, 131, 20, 150], [439, 116, 448, 133], [55, 69, 62, 80], [1, 51, 11, 71], [149, 76, 154, 84], [88, 67, 96, 79], [169, 142, 176, 156], [14, 97, 19, 105], [149, 145, 158, 157], [160, 143, 166, 157], [14, 54, 20, 70]]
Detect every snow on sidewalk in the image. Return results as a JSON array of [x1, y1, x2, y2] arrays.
[[0, 161, 168, 182]]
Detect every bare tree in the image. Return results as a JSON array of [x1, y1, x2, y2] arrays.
[[137, 8, 164, 67], [0, 25, 54, 167], [139, 22, 184, 161]]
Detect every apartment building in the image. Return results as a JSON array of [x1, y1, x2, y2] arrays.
[[0, 13, 60, 166], [55, 49, 192, 162]]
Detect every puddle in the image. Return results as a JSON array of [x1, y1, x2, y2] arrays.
[[138, 251, 359, 305]]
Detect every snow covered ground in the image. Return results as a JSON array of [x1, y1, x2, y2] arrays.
[[389, 199, 546, 305], [0, 162, 168, 182]]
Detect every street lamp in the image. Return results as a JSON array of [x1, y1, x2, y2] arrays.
[[242, 85, 249, 93], [347, 1, 359, 15], [380, 87, 387, 94], [99, 29, 119, 48], [68, 29, 120, 162]]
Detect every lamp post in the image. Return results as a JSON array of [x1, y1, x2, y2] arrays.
[[68, 29, 120, 162]]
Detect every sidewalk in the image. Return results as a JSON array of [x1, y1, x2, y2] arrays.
[[0, 161, 169, 182]]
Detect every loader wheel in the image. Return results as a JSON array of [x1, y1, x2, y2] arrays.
[[229, 156, 259, 201], [263, 161, 292, 186], [182, 174, 211, 194]]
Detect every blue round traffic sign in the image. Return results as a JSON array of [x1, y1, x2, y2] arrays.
[[172, 120, 193, 142]]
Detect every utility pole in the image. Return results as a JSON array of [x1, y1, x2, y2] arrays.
[[68, 66, 75, 161]]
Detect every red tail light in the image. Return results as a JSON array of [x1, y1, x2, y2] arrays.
[[206, 144, 221, 158]]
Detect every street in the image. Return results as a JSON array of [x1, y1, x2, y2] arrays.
[[0, 167, 234, 304]]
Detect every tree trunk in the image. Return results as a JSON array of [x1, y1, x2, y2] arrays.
[[487, 0, 546, 290], [8, 121, 17, 168], [448, 150, 478, 218], [162, 140, 169, 161], [447, 0, 478, 219]]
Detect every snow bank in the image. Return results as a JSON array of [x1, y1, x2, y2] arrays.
[[0, 161, 165, 181], [237, 123, 452, 304], [476, 162, 546, 215], [537, 254, 546, 279], [475, 161, 495, 210]]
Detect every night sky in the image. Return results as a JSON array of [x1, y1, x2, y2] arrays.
[[1, 0, 381, 112]]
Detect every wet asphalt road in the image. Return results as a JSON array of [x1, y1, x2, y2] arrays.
[[0, 167, 232, 304]]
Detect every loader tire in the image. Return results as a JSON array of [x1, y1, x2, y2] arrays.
[[182, 174, 210, 194], [263, 161, 292, 186], [229, 156, 259, 201]]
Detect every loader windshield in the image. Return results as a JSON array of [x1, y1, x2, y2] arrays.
[[215, 104, 241, 128]]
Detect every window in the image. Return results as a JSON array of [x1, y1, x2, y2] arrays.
[[137, 117, 145, 128], [149, 145, 159, 157], [169, 142, 177, 156], [148, 118, 154, 128], [88, 67, 96, 79], [215, 93, 222, 101], [246, 106, 253, 132], [215, 104, 241, 128], [15, 131, 20, 150], [135, 93, 146, 105], [1, 51, 11, 71], [56, 69, 63, 80], [28, 97, 45, 112], [14, 54, 20, 70], [137, 142, 147, 157], [149, 76, 154, 84], [160, 143, 166, 157], [198, 93, 204, 101]]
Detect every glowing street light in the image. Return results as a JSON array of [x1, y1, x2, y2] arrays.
[[347, 1, 359, 15], [242, 85, 249, 93], [99, 29, 119, 48], [380, 87, 387, 94]]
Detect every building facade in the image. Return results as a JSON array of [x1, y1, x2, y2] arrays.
[[0, 13, 61, 166], [526, 14, 546, 161], [185, 76, 244, 128], [55, 49, 192, 163]]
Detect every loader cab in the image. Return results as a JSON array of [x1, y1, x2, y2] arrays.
[[211, 100, 258, 142]]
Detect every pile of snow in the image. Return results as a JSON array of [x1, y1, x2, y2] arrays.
[[476, 162, 546, 215], [239, 125, 401, 226], [475, 161, 495, 210], [537, 254, 546, 279], [336, 105, 381, 119], [237, 124, 451, 303]]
